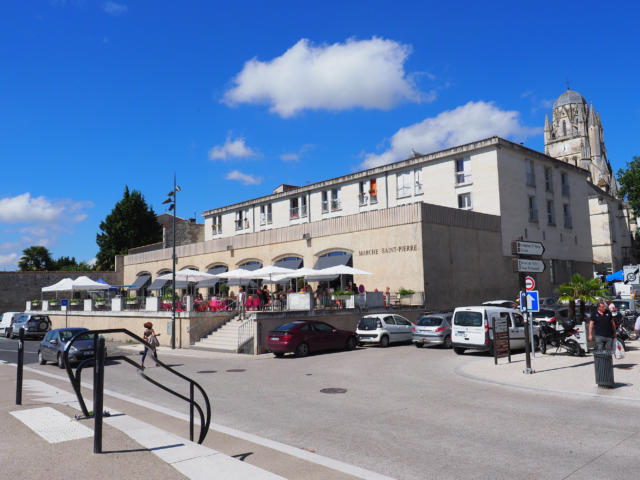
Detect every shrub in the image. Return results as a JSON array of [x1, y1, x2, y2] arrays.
[[398, 288, 415, 296]]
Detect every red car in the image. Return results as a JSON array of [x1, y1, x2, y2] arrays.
[[267, 320, 357, 357]]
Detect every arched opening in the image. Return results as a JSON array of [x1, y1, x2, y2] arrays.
[[312, 251, 353, 292], [229, 260, 262, 295], [197, 264, 229, 298]]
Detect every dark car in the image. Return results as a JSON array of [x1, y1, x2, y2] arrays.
[[266, 320, 357, 357], [38, 328, 102, 368], [10, 314, 51, 339]]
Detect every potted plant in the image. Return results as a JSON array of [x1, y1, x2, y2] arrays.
[[398, 288, 416, 306], [70, 298, 80, 305], [125, 296, 139, 304], [48, 299, 58, 306], [94, 297, 106, 308], [31, 299, 41, 306]]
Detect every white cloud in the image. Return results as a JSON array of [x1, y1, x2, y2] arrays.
[[103, 1, 127, 15], [280, 143, 315, 162], [87, 257, 97, 267], [223, 37, 425, 117], [361, 101, 541, 168], [209, 136, 259, 161], [0, 253, 19, 270], [225, 170, 263, 186], [0, 193, 65, 223]]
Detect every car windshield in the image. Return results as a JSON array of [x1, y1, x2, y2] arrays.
[[613, 301, 630, 310], [417, 316, 443, 327], [358, 317, 378, 330], [454, 311, 483, 327], [59, 330, 91, 342], [274, 322, 301, 332]]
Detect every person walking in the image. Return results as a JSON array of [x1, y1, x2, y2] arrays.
[[634, 314, 640, 340], [589, 298, 617, 352], [141, 321, 160, 369], [238, 286, 246, 320]]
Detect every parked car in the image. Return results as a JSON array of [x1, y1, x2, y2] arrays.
[[531, 307, 569, 326], [482, 300, 518, 308], [0, 311, 22, 338], [38, 328, 101, 368], [356, 313, 414, 347], [451, 306, 538, 354], [266, 320, 357, 358], [539, 296, 559, 307], [412, 312, 453, 348], [10, 313, 51, 339], [611, 299, 638, 329]]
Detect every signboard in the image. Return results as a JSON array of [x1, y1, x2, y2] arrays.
[[624, 265, 640, 285], [492, 315, 511, 364], [512, 240, 545, 256], [513, 258, 546, 273], [61, 299, 69, 307], [520, 290, 540, 312], [525, 276, 535, 291]]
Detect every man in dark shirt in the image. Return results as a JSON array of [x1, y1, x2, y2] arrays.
[[589, 298, 617, 352]]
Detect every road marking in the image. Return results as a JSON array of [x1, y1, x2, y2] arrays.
[[9, 364, 397, 480], [9, 406, 93, 443]]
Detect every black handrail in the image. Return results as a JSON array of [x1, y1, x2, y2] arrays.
[[63, 328, 212, 444]]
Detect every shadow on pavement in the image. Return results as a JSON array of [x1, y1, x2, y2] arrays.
[[102, 443, 185, 455], [232, 452, 254, 461]]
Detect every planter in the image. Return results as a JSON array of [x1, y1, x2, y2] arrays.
[[399, 292, 423, 306], [95, 301, 106, 307]]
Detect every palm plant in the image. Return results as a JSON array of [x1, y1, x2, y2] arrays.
[[556, 273, 608, 322]]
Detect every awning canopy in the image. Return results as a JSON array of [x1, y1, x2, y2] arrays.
[[148, 278, 170, 290], [274, 257, 303, 270], [606, 270, 624, 282], [228, 263, 261, 286], [42, 278, 74, 292], [197, 266, 229, 288], [129, 274, 151, 291], [97, 278, 120, 291], [311, 253, 352, 281], [72, 276, 110, 291]]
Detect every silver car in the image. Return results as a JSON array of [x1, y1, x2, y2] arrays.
[[38, 328, 100, 368], [412, 312, 453, 348]]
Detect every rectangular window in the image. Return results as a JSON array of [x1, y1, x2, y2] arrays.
[[455, 158, 471, 184], [458, 192, 472, 210], [414, 168, 423, 195], [330, 188, 340, 211], [546, 200, 555, 225], [397, 171, 412, 198], [561, 172, 570, 196], [290, 198, 299, 219], [528, 196, 538, 222], [260, 204, 272, 225], [544, 167, 553, 192], [563, 203, 572, 228], [549, 259, 557, 284], [359, 181, 368, 206], [301, 196, 307, 217], [235, 210, 244, 231], [369, 178, 378, 204], [212, 214, 222, 235], [526, 159, 536, 187], [321, 191, 329, 213]]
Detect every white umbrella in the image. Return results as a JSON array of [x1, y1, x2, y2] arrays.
[[316, 265, 371, 276], [71, 276, 110, 291], [248, 265, 297, 279], [213, 268, 257, 279], [270, 267, 325, 282], [157, 268, 217, 283]]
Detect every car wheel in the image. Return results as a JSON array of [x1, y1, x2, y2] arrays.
[[6, 328, 12, 338], [295, 342, 310, 357], [380, 335, 390, 348], [38, 321, 48, 331], [346, 336, 357, 351], [57, 354, 65, 369], [539, 337, 547, 354], [444, 336, 452, 349], [38, 351, 46, 365], [415, 343, 424, 348], [273, 352, 285, 358], [453, 347, 466, 355]]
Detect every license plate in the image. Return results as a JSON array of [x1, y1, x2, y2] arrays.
[[455, 331, 465, 336], [270, 337, 279, 341]]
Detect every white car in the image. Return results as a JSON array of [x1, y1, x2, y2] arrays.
[[356, 314, 413, 347], [0, 312, 22, 337]]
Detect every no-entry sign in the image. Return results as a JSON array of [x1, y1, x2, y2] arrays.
[[525, 276, 535, 291]]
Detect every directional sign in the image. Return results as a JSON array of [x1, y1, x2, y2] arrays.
[[520, 290, 540, 312], [513, 258, 546, 273], [512, 240, 545, 256], [525, 276, 535, 291]]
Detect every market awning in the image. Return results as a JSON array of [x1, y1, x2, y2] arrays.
[[311, 253, 352, 281], [129, 274, 151, 291], [606, 270, 624, 282], [148, 278, 170, 290], [274, 257, 303, 270], [197, 266, 229, 288]]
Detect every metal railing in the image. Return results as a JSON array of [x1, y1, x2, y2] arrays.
[[63, 328, 211, 446], [358, 193, 368, 206], [237, 315, 256, 352]]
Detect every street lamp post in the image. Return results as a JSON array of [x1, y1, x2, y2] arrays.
[[163, 174, 181, 349]]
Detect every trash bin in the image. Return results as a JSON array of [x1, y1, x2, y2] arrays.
[[593, 351, 615, 387]]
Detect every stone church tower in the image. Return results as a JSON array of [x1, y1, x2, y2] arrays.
[[544, 89, 617, 196]]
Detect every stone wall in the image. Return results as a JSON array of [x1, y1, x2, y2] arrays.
[[0, 271, 122, 314]]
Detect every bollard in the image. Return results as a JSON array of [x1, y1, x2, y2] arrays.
[[190, 383, 194, 442], [16, 328, 24, 405], [93, 337, 105, 453]]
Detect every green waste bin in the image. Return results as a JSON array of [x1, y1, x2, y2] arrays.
[[593, 351, 614, 387]]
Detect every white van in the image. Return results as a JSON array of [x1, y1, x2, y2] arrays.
[[451, 306, 536, 355], [0, 312, 22, 338]]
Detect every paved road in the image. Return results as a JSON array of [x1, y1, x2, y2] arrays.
[[4, 338, 640, 479]]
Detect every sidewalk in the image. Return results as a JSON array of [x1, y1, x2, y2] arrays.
[[457, 339, 640, 403], [0, 361, 381, 480]]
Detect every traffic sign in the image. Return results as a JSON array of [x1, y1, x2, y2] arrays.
[[520, 290, 540, 312], [61, 299, 69, 307], [513, 258, 546, 273], [525, 276, 535, 291], [512, 240, 545, 256]]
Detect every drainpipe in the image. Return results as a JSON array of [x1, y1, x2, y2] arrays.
[[385, 172, 389, 208]]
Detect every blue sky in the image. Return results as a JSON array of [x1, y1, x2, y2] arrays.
[[1, 0, 638, 269]]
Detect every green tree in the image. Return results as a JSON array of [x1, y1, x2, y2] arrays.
[[556, 273, 608, 322], [95, 186, 162, 270], [18, 246, 54, 271], [54, 256, 93, 271], [617, 156, 640, 218]]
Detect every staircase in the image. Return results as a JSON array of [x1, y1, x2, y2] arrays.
[[191, 314, 255, 353]]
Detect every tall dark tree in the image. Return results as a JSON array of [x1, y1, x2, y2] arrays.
[[95, 186, 162, 270], [617, 156, 640, 218], [18, 246, 54, 271]]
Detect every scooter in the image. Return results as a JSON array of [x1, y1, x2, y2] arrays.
[[538, 317, 585, 356]]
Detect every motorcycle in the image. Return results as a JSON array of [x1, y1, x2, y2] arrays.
[[539, 317, 585, 356]]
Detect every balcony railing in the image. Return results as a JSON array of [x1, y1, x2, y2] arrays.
[[358, 193, 368, 206], [321, 200, 329, 213], [561, 184, 570, 196], [528, 209, 538, 222], [290, 207, 299, 219], [235, 219, 249, 230], [260, 213, 272, 225], [526, 173, 536, 187], [564, 216, 573, 229], [415, 183, 423, 195], [331, 199, 341, 211], [456, 172, 471, 184], [212, 224, 222, 235], [301, 204, 307, 217]]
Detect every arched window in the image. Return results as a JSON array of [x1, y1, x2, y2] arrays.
[[562, 121, 567, 137]]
